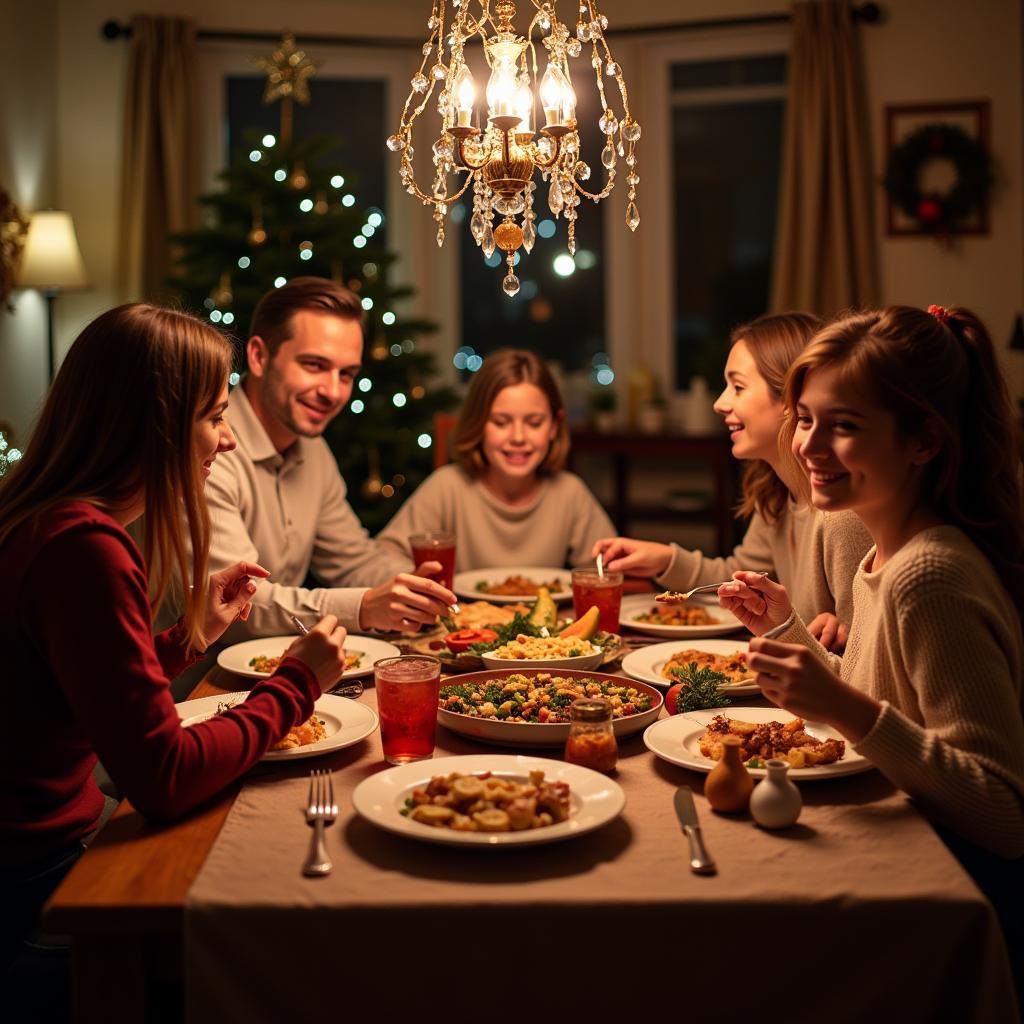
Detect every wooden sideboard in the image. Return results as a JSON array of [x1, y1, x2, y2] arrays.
[[569, 428, 738, 554]]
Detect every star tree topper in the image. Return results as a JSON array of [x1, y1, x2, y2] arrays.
[[253, 34, 319, 143]]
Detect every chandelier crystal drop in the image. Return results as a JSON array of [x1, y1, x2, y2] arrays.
[[388, 0, 641, 295]]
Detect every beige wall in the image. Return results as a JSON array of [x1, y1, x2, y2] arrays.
[[1, 0, 58, 444], [863, 0, 1024, 393], [2, 0, 1022, 438]]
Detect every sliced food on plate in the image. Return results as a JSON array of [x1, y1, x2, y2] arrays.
[[699, 713, 846, 769], [662, 648, 751, 686], [402, 769, 570, 832], [476, 574, 566, 597]]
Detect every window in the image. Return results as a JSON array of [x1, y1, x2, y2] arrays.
[[672, 55, 786, 389]]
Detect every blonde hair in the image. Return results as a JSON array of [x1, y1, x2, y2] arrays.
[[731, 312, 824, 523], [0, 304, 232, 651], [453, 349, 570, 477], [781, 305, 1024, 606]]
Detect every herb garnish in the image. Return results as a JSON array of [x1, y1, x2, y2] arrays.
[[669, 661, 732, 713], [468, 612, 545, 653]]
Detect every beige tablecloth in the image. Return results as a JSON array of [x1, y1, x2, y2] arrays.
[[184, 691, 1017, 1023]]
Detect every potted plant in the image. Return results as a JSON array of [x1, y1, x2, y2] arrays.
[[590, 387, 618, 433]]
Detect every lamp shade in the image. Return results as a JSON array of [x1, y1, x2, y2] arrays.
[[16, 210, 89, 290]]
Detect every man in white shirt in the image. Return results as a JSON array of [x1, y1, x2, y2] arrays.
[[205, 276, 455, 643]]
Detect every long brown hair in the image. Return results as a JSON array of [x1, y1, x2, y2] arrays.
[[453, 349, 570, 476], [781, 305, 1024, 606], [0, 304, 232, 650], [732, 312, 824, 523]]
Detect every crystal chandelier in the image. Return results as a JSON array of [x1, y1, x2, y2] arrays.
[[387, 0, 641, 296]]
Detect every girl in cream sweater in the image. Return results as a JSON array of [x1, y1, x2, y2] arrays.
[[722, 305, 1024, 861], [377, 349, 613, 571], [594, 313, 872, 651]]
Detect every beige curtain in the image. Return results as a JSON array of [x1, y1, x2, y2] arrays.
[[118, 16, 198, 302], [770, 1, 877, 314]]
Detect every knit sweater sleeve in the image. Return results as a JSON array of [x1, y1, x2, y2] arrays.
[[656, 510, 776, 591], [821, 511, 873, 629], [854, 579, 1024, 859], [25, 525, 320, 823], [773, 613, 844, 673]]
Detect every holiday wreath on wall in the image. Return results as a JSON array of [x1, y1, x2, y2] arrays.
[[884, 101, 993, 237]]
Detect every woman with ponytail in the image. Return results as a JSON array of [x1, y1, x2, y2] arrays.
[[720, 305, 1024, 862]]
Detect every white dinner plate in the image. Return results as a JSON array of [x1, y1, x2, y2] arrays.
[[216, 635, 401, 681], [643, 707, 872, 781], [178, 691, 378, 761], [452, 567, 573, 604], [621, 639, 759, 697], [619, 592, 745, 638], [352, 754, 625, 846]]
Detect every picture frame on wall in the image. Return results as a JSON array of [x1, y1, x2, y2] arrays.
[[884, 100, 991, 237]]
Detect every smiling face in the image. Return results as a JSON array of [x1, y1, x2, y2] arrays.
[[481, 382, 559, 488], [792, 364, 930, 521], [245, 310, 363, 452], [712, 339, 784, 465], [194, 382, 236, 478]]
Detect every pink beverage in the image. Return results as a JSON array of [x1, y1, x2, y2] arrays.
[[571, 569, 624, 634], [409, 531, 456, 590], [374, 656, 442, 765]]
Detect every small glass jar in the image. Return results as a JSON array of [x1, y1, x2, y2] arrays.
[[564, 697, 618, 773]]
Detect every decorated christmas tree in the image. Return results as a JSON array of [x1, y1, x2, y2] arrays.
[[168, 36, 456, 531]]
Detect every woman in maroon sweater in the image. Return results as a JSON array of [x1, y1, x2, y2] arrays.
[[0, 304, 348, 966]]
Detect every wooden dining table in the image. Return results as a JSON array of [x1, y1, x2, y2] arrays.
[[45, 645, 1019, 1024]]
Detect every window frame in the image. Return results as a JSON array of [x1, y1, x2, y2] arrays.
[[606, 25, 790, 399]]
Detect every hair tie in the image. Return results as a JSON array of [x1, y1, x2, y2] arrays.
[[928, 304, 951, 324]]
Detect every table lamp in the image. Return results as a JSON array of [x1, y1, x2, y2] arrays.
[[16, 210, 89, 380]]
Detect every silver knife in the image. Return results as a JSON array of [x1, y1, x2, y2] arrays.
[[674, 786, 717, 875]]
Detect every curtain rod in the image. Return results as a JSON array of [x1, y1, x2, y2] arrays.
[[100, 4, 881, 48]]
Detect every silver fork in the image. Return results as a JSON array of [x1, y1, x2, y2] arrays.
[[302, 769, 337, 877], [660, 572, 769, 602]]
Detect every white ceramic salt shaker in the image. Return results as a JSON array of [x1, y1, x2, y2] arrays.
[[750, 758, 802, 829]]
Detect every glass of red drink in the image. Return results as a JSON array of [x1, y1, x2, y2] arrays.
[[571, 568, 624, 634], [409, 531, 456, 590], [374, 655, 442, 765]]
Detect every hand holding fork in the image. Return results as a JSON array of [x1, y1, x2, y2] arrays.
[[303, 769, 337, 877]]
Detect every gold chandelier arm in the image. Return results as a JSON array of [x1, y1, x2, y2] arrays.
[[455, 133, 494, 170], [532, 130, 564, 168]]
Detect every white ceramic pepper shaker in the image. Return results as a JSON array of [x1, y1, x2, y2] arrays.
[[750, 758, 802, 829]]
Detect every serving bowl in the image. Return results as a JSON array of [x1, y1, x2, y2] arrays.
[[436, 667, 663, 747]]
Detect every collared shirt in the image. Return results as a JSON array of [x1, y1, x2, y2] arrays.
[[205, 387, 409, 640]]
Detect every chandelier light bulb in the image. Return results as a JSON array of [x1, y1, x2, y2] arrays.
[[540, 64, 568, 126], [513, 83, 533, 132], [453, 66, 477, 126], [486, 64, 518, 119]]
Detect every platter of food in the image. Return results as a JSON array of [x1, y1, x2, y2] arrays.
[[452, 567, 572, 604], [642, 706, 872, 780], [618, 592, 745, 638], [621, 639, 759, 696], [177, 691, 378, 761], [480, 633, 606, 671], [435, 668, 662, 747], [351, 753, 625, 846], [217, 635, 401, 682]]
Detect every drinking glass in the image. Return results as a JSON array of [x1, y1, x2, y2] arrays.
[[374, 655, 442, 765], [571, 568, 624, 634], [409, 531, 457, 590]]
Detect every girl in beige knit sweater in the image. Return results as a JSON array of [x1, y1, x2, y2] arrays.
[[721, 305, 1024, 860], [594, 313, 872, 651]]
